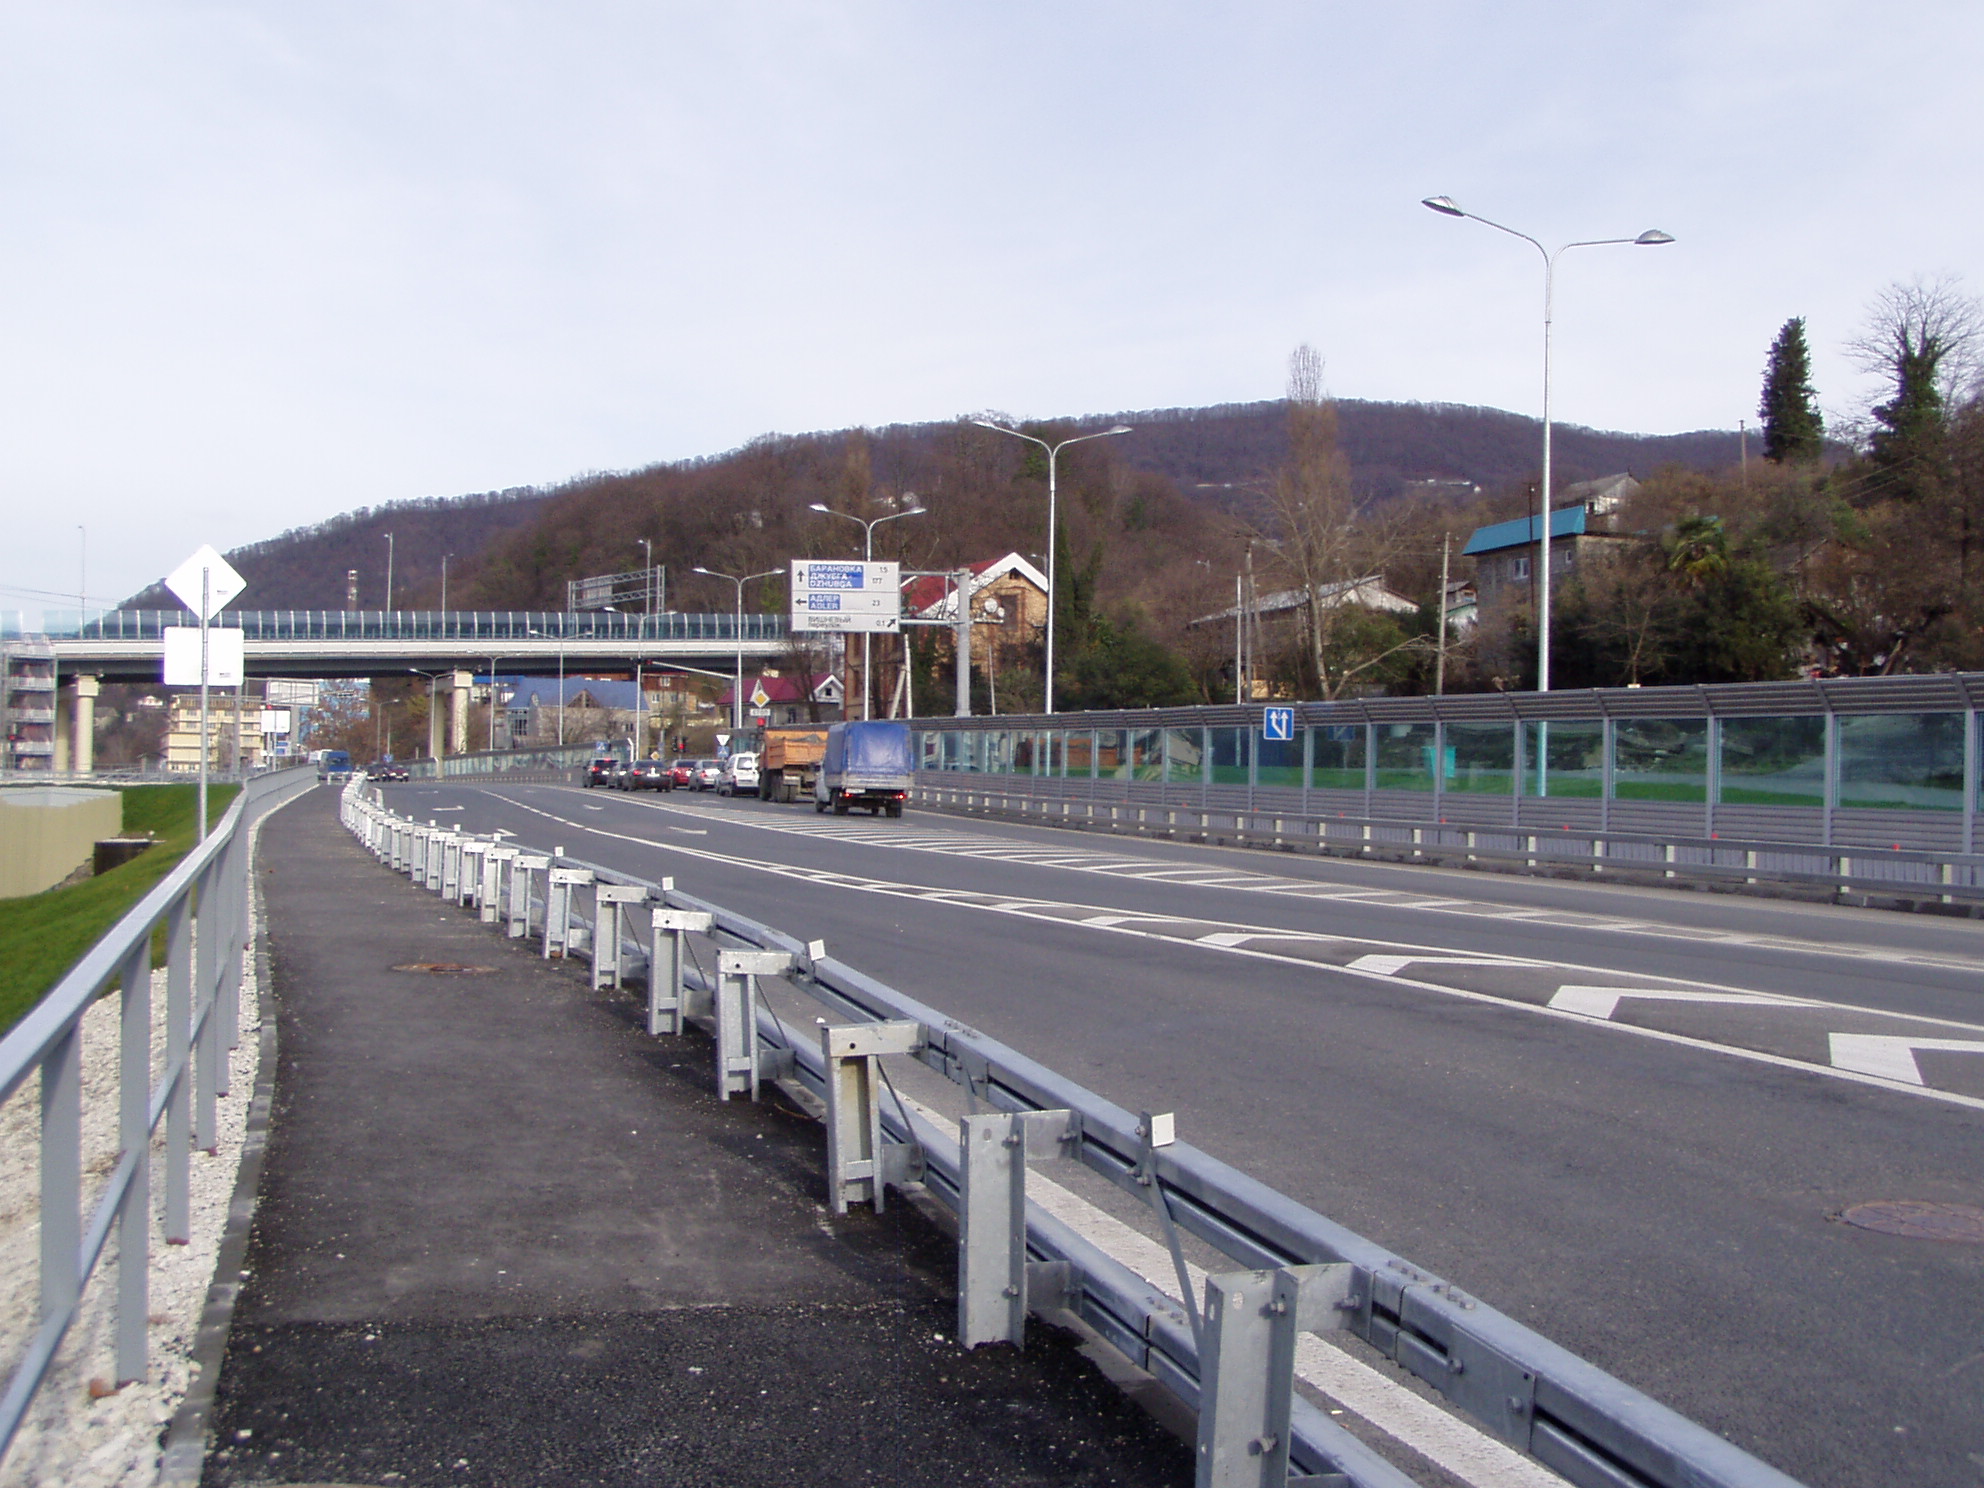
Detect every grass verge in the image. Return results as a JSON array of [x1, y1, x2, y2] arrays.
[[0, 784, 240, 1037]]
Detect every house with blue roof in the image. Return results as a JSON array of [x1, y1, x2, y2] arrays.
[[1462, 474, 1639, 617]]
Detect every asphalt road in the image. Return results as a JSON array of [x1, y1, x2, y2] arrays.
[[385, 778, 1984, 1488]]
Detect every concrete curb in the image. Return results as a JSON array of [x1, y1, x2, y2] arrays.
[[155, 798, 292, 1488]]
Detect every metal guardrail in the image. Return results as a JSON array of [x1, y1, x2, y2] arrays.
[[342, 785, 1806, 1488], [0, 767, 316, 1466], [914, 781, 1984, 908]]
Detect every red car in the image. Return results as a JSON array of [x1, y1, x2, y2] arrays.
[[667, 758, 696, 789]]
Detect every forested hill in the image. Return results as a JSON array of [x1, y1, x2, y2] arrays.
[[121, 400, 1741, 611], [1103, 400, 1741, 502]]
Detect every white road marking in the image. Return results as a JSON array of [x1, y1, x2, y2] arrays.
[[479, 790, 1984, 1111], [893, 1096, 1566, 1488], [1828, 1034, 1984, 1085], [1548, 987, 1812, 1020], [1349, 954, 1539, 976]]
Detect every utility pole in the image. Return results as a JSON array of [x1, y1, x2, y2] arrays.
[[954, 569, 974, 717], [1435, 533, 1452, 696]]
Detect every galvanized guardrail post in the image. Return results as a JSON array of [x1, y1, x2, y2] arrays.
[[820, 1020, 920, 1214], [508, 854, 547, 938], [1196, 1262, 1358, 1488], [591, 884, 647, 990], [543, 867, 592, 958], [648, 905, 713, 1035], [714, 949, 790, 1100], [481, 846, 514, 923], [958, 1107, 1078, 1347]]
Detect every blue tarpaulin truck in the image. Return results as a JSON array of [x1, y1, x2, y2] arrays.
[[814, 721, 912, 817]]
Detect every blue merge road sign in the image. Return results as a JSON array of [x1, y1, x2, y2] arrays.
[[1263, 706, 1294, 741]]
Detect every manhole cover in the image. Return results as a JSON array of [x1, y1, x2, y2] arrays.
[[392, 963, 497, 976], [1841, 1200, 1984, 1242]]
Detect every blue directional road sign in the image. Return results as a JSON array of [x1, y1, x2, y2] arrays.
[[1262, 706, 1295, 742]]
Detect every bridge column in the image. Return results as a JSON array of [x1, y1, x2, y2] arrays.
[[447, 670, 473, 755], [55, 675, 99, 774], [427, 684, 446, 762]]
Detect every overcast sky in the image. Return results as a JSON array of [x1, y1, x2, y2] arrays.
[[2, 1, 1977, 615]]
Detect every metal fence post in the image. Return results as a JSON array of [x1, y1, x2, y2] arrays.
[[193, 859, 219, 1154], [714, 949, 792, 1100], [116, 940, 151, 1386], [648, 907, 714, 1035], [39, 1027, 82, 1340], [821, 1021, 921, 1214], [482, 846, 515, 923], [591, 884, 647, 990], [164, 894, 193, 1243], [460, 840, 486, 908]]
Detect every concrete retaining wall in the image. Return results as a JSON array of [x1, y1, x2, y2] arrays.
[[0, 787, 122, 897]]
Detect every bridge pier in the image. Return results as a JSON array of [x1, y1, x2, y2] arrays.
[[54, 674, 99, 774], [428, 670, 474, 760]]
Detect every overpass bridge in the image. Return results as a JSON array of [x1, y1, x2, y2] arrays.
[[11, 609, 792, 769], [40, 608, 790, 682]]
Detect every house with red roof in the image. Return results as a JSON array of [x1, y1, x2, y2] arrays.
[[715, 670, 844, 726]]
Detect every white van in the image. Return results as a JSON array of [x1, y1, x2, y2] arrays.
[[718, 752, 760, 796]]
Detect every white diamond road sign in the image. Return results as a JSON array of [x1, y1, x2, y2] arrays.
[[789, 560, 900, 633], [164, 545, 247, 621]]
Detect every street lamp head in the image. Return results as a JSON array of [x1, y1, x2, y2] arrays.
[[1106, 425, 1133, 436], [808, 503, 832, 514], [691, 566, 715, 577], [1422, 195, 1465, 217], [1635, 229, 1676, 246]]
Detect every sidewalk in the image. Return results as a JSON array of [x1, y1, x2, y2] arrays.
[[197, 787, 1189, 1487]]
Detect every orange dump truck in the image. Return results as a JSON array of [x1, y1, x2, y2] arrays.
[[756, 726, 830, 803]]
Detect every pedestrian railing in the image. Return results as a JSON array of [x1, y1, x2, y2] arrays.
[[341, 783, 1808, 1488], [0, 767, 315, 1466]]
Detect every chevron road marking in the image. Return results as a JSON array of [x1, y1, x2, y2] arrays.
[[479, 789, 1984, 1111], [1548, 987, 1813, 1020], [1349, 954, 1541, 976], [1828, 1034, 1984, 1085]]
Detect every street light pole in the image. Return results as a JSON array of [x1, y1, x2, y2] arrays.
[[638, 539, 655, 615], [972, 422, 1131, 714], [692, 567, 780, 731], [440, 553, 454, 614], [808, 501, 926, 720], [1421, 197, 1672, 692], [384, 532, 395, 611]]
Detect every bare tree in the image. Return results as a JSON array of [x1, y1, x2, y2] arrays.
[[1259, 345, 1403, 697], [1847, 274, 1983, 411]]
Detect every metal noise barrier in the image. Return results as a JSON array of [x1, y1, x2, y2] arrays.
[[0, 766, 317, 1471], [340, 787, 1808, 1488]]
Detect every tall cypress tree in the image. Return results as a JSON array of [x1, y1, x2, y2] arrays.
[[1759, 317, 1825, 462]]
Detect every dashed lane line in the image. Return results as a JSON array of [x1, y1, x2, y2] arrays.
[[595, 792, 1984, 978], [482, 790, 1984, 1113]]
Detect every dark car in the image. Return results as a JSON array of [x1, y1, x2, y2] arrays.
[[628, 758, 671, 791], [585, 757, 617, 788], [367, 760, 407, 783]]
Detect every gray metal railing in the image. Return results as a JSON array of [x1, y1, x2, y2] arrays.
[[341, 785, 1807, 1488], [0, 767, 315, 1465], [914, 779, 1984, 907], [44, 608, 787, 643]]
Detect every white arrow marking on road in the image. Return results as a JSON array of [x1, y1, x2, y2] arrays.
[[1548, 987, 1812, 1020], [1349, 954, 1537, 976], [1828, 1034, 1984, 1086]]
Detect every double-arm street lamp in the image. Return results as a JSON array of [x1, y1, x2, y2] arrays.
[[1421, 197, 1673, 692], [692, 566, 780, 730], [971, 422, 1131, 714], [808, 500, 926, 720]]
